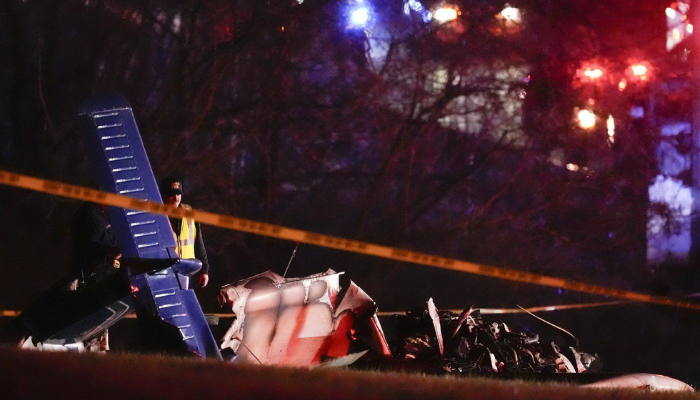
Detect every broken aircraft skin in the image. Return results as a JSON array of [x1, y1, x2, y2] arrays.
[[218, 269, 391, 366]]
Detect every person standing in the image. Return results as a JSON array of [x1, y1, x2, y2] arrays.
[[159, 176, 211, 288]]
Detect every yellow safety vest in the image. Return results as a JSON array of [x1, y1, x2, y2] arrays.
[[174, 204, 197, 259]]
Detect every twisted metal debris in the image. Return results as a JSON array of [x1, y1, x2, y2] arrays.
[[390, 299, 601, 374]]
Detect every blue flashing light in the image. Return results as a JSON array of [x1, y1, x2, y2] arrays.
[[403, 0, 432, 23], [404, 0, 423, 13], [350, 6, 371, 28], [345, 0, 374, 30]]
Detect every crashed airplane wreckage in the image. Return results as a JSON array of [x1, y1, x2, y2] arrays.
[[389, 299, 598, 374], [218, 273, 692, 391], [0, 93, 694, 391], [218, 269, 391, 366], [215, 270, 595, 373], [217, 273, 596, 373]]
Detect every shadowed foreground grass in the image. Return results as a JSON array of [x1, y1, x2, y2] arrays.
[[1, 345, 697, 400]]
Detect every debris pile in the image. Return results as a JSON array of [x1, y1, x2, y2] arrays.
[[390, 299, 601, 374]]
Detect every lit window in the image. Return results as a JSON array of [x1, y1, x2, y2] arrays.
[[607, 115, 615, 143], [630, 64, 647, 76], [583, 68, 603, 79], [626, 62, 652, 83], [434, 6, 459, 23], [501, 5, 521, 23], [575, 63, 606, 84], [577, 109, 596, 129]]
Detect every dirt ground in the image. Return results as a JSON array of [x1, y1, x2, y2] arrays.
[[1, 344, 698, 400]]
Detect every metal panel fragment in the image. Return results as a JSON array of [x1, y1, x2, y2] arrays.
[[219, 269, 389, 366]]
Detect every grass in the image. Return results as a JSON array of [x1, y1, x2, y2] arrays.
[[1, 345, 697, 400]]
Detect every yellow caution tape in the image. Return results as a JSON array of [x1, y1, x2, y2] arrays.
[[1, 310, 21, 317], [117, 301, 630, 318], [2, 169, 700, 311], [471, 301, 629, 314], [0, 302, 635, 319]]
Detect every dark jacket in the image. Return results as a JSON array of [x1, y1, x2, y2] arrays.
[[69, 203, 119, 282]]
